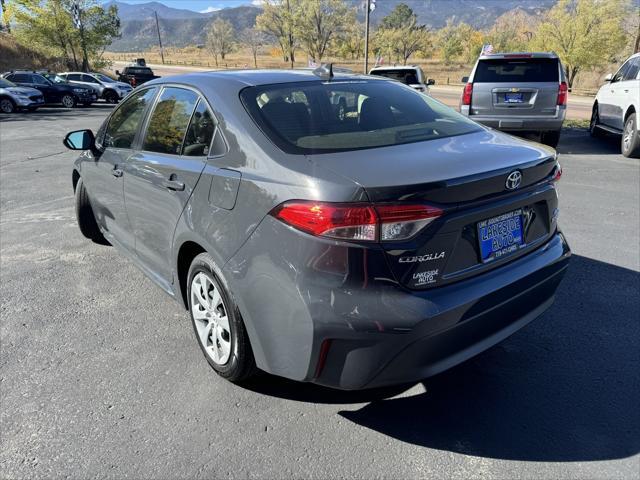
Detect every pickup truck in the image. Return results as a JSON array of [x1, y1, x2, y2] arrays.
[[116, 65, 159, 87]]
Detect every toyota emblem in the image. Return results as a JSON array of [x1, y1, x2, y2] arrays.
[[505, 170, 522, 190]]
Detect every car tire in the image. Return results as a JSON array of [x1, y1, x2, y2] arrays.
[[541, 130, 561, 148], [61, 94, 76, 108], [74, 177, 105, 242], [590, 105, 604, 138], [187, 253, 257, 383], [104, 90, 119, 104], [0, 97, 15, 113], [622, 113, 640, 158]]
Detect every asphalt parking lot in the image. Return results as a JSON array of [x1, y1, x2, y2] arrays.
[[1, 106, 639, 479]]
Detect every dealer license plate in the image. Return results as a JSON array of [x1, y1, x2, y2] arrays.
[[477, 209, 525, 263]]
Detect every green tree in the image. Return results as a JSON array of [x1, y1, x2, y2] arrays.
[[256, 0, 299, 67], [375, 3, 428, 65], [242, 27, 266, 68], [206, 18, 235, 67], [294, 0, 354, 63], [485, 8, 538, 53], [11, 0, 119, 71], [532, 0, 628, 87], [437, 18, 463, 65], [336, 19, 364, 60], [379, 3, 416, 30]]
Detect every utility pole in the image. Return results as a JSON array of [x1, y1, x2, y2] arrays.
[[73, 2, 89, 72], [154, 11, 165, 64], [364, 0, 370, 74]]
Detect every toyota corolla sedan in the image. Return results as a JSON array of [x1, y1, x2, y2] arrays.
[[63, 69, 570, 390]]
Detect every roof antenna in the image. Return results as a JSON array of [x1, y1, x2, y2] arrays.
[[313, 63, 334, 80]]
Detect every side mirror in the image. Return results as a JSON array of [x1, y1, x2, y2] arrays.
[[63, 129, 95, 151], [115, 70, 120, 76], [604, 73, 613, 82], [427, 78, 435, 86], [461, 76, 469, 83]]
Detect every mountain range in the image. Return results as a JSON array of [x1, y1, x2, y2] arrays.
[[106, 0, 558, 52]]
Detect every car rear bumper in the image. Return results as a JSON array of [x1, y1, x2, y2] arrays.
[[466, 113, 566, 132], [225, 215, 571, 390]]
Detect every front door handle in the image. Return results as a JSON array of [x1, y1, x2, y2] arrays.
[[162, 175, 185, 191], [112, 167, 123, 178]]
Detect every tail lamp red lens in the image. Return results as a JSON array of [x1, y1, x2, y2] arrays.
[[552, 163, 562, 182], [557, 82, 568, 106], [270, 201, 443, 242], [462, 83, 473, 106]]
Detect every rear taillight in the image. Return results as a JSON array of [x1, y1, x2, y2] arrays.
[[557, 81, 568, 106], [270, 201, 442, 242], [552, 163, 562, 182], [462, 82, 473, 106]]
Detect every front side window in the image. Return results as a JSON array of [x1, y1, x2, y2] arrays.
[[474, 58, 559, 83], [183, 99, 219, 156], [104, 87, 157, 149], [241, 79, 481, 154], [32, 74, 49, 85], [94, 73, 114, 83], [622, 58, 640, 81], [67, 74, 82, 81], [612, 60, 632, 83], [142, 87, 198, 155], [82, 74, 99, 83]]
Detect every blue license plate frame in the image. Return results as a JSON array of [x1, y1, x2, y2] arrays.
[[477, 209, 525, 263], [504, 93, 524, 103]]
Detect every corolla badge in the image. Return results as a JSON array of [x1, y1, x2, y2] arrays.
[[505, 170, 522, 190]]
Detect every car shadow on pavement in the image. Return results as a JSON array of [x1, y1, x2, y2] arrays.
[[247, 255, 640, 462], [556, 128, 621, 155]]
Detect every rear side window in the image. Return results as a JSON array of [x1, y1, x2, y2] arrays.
[[104, 87, 157, 149], [67, 74, 82, 81], [9, 73, 30, 83], [143, 87, 198, 155], [241, 79, 480, 154], [474, 58, 559, 83], [183, 100, 219, 157]]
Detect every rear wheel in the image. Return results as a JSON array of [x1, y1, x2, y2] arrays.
[[187, 253, 257, 383], [590, 105, 604, 138], [74, 177, 105, 243], [622, 113, 640, 158], [0, 97, 15, 113], [61, 94, 76, 108], [541, 130, 561, 148]]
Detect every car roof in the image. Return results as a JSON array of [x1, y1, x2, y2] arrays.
[[370, 65, 419, 70], [144, 69, 377, 91], [478, 52, 559, 60]]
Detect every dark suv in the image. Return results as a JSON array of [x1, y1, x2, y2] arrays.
[[1, 71, 96, 107]]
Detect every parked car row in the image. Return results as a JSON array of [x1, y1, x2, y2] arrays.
[[0, 70, 133, 113]]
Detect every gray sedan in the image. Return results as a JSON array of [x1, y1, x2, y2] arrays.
[[63, 69, 570, 390]]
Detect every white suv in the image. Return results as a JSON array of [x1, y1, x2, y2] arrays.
[[590, 53, 640, 158], [369, 66, 434, 94]]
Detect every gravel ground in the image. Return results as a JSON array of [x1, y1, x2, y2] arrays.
[[0, 106, 638, 479]]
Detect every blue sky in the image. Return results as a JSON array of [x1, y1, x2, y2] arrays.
[[118, 0, 260, 13]]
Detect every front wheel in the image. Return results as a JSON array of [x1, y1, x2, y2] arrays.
[[541, 130, 561, 148], [187, 253, 257, 383], [104, 90, 119, 104], [61, 94, 76, 108], [0, 97, 15, 113], [74, 177, 105, 243], [622, 113, 640, 158]]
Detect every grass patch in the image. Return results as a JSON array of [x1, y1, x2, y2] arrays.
[[564, 119, 590, 129]]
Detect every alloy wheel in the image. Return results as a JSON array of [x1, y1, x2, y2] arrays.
[[190, 272, 232, 365], [0, 99, 14, 113], [62, 95, 75, 108], [623, 119, 633, 153]]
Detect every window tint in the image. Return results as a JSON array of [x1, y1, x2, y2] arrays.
[[241, 80, 480, 154], [623, 58, 640, 81], [143, 87, 198, 155], [32, 74, 48, 84], [104, 87, 157, 149], [183, 99, 218, 156], [370, 69, 420, 85], [10, 74, 30, 83], [82, 74, 99, 83], [474, 58, 559, 83], [67, 74, 82, 81], [612, 60, 632, 82]]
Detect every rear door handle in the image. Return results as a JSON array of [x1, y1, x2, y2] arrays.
[[162, 175, 185, 191], [112, 167, 123, 178]]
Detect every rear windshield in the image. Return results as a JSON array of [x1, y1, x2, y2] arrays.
[[126, 67, 153, 75], [240, 80, 480, 154], [474, 58, 559, 83], [370, 69, 420, 85]]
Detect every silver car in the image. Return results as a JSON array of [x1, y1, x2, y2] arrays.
[[0, 77, 45, 113], [459, 52, 567, 147], [59, 72, 133, 104]]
